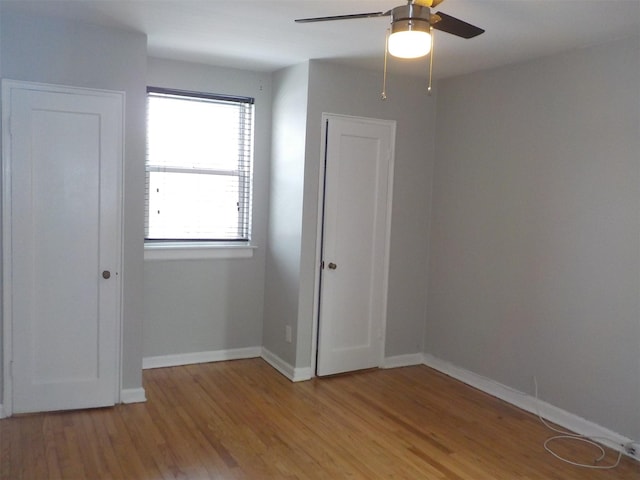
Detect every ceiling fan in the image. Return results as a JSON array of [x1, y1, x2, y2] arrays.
[[295, 0, 484, 97]]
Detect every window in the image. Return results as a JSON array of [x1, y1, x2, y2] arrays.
[[145, 87, 254, 243]]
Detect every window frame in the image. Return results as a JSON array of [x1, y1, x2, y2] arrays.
[[144, 86, 255, 256]]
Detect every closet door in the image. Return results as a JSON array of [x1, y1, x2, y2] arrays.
[[316, 114, 395, 376], [3, 81, 123, 414]]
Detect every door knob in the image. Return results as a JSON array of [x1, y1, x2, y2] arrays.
[[102, 270, 111, 279], [327, 262, 337, 270]]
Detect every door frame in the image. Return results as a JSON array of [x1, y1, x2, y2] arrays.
[[1, 79, 125, 417], [310, 113, 396, 376]]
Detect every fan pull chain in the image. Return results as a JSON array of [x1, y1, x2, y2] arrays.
[[427, 27, 434, 95], [381, 28, 390, 100]]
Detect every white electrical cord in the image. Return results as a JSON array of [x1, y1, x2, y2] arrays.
[[533, 376, 626, 470]]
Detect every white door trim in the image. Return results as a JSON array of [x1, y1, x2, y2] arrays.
[[1, 79, 125, 416], [310, 113, 396, 376]]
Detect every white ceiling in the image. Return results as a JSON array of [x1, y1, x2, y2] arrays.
[[2, 0, 639, 78]]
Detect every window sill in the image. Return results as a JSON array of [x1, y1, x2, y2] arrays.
[[144, 242, 256, 261]]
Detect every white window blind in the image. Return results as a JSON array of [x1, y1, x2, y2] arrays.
[[145, 88, 254, 242]]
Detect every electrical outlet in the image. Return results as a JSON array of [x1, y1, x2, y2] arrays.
[[285, 325, 292, 343], [624, 443, 638, 458]]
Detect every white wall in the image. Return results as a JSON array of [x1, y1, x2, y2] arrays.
[[143, 58, 272, 358], [426, 36, 640, 440], [0, 10, 147, 392]]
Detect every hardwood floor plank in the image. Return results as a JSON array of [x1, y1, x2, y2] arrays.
[[62, 413, 92, 479], [5, 418, 23, 479], [41, 416, 63, 480], [102, 408, 152, 479], [146, 369, 227, 479], [17, 415, 47, 479], [1, 359, 638, 479], [87, 410, 128, 479]]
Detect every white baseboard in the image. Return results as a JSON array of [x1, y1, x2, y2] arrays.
[[120, 387, 147, 404], [143, 346, 262, 369], [261, 348, 313, 382], [383, 353, 424, 369], [422, 353, 638, 461]]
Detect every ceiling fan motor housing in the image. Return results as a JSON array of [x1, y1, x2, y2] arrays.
[[391, 3, 431, 34]]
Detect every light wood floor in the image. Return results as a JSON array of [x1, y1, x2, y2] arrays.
[[1, 359, 637, 479]]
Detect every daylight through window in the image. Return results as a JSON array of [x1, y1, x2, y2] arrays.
[[145, 88, 254, 242]]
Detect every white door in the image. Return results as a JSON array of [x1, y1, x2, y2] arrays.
[[316, 114, 395, 376], [2, 81, 123, 414]]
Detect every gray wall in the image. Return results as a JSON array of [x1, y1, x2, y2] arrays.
[[263, 63, 310, 366], [426, 36, 640, 440], [0, 10, 147, 392], [143, 58, 271, 357], [294, 61, 436, 367], [305, 61, 436, 362], [264, 61, 436, 370], [0, 4, 3, 403]]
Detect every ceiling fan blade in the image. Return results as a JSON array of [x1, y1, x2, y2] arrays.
[[295, 12, 387, 23], [431, 11, 485, 38]]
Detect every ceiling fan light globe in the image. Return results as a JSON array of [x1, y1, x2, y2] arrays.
[[388, 30, 432, 58]]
